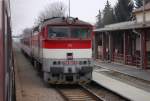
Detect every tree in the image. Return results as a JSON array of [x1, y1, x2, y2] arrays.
[[134, 0, 150, 8], [134, 0, 143, 8], [114, 0, 134, 22], [103, 0, 116, 25], [96, 10, 104, 28], [22, 28, 32, 37], [35, 1, 67, 25]]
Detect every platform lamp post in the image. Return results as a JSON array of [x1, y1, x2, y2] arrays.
[[143, 0, 145, 26], [140, 0, 146, 69]]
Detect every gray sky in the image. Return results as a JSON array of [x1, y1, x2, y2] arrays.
[[11, 0, 117, 35]]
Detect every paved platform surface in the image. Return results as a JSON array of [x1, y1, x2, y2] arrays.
[[93, 70, 150, 101], [94, 61, 150, 82], [14, 42, 64, 101]]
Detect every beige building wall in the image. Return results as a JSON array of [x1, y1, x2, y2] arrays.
[[135, 11, 150, 23], [136, 37, 140, 51], [136, 37, 150, 51]]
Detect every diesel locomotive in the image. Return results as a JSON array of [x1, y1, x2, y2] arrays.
[[21, 17, 94, 84]]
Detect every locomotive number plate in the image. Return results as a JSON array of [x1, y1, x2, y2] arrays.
[[63, 61, 77, 65]]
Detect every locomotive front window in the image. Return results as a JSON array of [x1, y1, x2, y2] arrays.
[[48, 27, 69, 38], [70, 28, 90, 39], [48, 26, 91, 39]]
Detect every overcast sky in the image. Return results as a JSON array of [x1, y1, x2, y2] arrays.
[[10, 0, 117, 35]]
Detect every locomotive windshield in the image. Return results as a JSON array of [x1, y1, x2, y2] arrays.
[[48, 27, 69, 38], [70, 28, 89, 38], [48, 26, 91, 39]]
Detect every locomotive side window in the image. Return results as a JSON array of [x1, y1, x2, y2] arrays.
[[71, 28, 91, 39], [48, 27, 69, 38]]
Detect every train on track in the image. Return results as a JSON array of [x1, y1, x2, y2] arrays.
[[21, 17, 94, 84], [0, 0, 16, 101]]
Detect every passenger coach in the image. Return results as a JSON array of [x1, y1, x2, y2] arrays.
[[21, 17, 94, 84]]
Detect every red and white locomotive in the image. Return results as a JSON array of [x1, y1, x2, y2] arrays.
[[21, 17, 93, 84]]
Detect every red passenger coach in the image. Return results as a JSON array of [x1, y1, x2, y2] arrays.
[[21, 17, 94, 84], [0, 1, 4, 100], [0, 0, 15, 101]]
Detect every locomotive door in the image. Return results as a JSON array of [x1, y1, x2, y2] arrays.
[[38, 30, 43, 63], [38, 32, 41, 62], [32, 30, 39, 61], [30, 32, 33, 57]]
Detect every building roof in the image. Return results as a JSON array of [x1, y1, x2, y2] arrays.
[[133, 2, 150, 13], [94, 2, 150, 33], [94, 21, 150, 32]]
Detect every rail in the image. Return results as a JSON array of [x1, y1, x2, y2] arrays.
[[55, 85, 104, 101]]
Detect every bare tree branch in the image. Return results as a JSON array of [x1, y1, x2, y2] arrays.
[[35, 1, 66, 25]]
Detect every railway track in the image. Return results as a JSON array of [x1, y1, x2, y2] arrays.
[[54, 81, 129, 101], [55, 85, 104, 101]]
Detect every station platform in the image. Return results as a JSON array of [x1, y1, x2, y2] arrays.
[[94, 61, 150, 82], [93, 71, 150, 101]]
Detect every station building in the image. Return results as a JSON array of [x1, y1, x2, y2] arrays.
[[93, 3, 150, 69]]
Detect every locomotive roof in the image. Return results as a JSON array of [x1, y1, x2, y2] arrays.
[[40, 17, 93, 28]]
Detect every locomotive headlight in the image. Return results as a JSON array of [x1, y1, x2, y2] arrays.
[[79, 61, 88, 65], [83, 61, 87, 65], [79, 61, 86, 65], [53, 61, 61, 65], [88, 61, 91, 65], [79, 61, 83, 65], [53, 61, 56, 65]]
